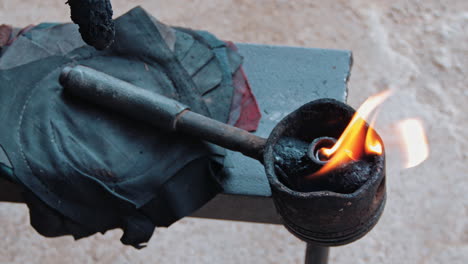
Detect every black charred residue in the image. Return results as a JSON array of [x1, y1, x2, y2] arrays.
[[273, 136, 376, 194], [301, 159, 374, 194], [273, 138, 309, 174], [66, 0, 115, 50], [273, 137, 319, 190]]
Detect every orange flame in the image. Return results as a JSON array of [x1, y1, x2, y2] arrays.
[[365, 109, 383, 155], [312, 90, 392, 176], [396, 119, 429, 168]]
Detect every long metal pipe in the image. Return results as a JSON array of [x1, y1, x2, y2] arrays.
[[60, 65, 266, 161], [176, 111, 266, 161]]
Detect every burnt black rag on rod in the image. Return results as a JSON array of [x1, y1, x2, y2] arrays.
[[0, 7, 259, 248], [66, 0, 115, 50]]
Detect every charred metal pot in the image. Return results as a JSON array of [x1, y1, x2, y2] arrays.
[[264, 101, 386, 246], [60, 65, 386, 246]]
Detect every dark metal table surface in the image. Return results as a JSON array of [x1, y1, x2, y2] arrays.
[[192, 43, 351, 224]]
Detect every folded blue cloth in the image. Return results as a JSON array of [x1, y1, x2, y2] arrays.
[[0, 6, 244, 248]]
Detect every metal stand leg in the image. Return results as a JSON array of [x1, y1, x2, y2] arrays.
[[305, 244, 329, 264]]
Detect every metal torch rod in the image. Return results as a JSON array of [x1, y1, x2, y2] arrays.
[[59, 65, 267, 161], [305, 244, 329, 264]]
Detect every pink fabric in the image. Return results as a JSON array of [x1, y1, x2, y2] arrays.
[[226, 41, 262, 132], [7, 24, 35, 45], [0, 24, 12, 47], [0, 24, 35, 47]]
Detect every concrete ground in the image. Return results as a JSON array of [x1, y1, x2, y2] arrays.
[[0, 0, 467, 263]]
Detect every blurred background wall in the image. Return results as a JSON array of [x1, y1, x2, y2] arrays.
[[0, 1, 467, 263]]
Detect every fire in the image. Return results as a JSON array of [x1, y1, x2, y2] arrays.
[[309, 90, 430, 177], [312, 90, 392, 176], [396, 119, 429, 168], [365, 111, 383, 155]]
